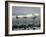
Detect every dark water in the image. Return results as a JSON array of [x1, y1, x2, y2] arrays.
[[12, 16, 40, 31]]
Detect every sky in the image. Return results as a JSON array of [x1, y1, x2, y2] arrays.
[[12, 6, 40, 16], [12, 6, 40, 26]]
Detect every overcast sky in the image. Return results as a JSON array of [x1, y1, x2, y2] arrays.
[[12, 6, 40, 16]]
